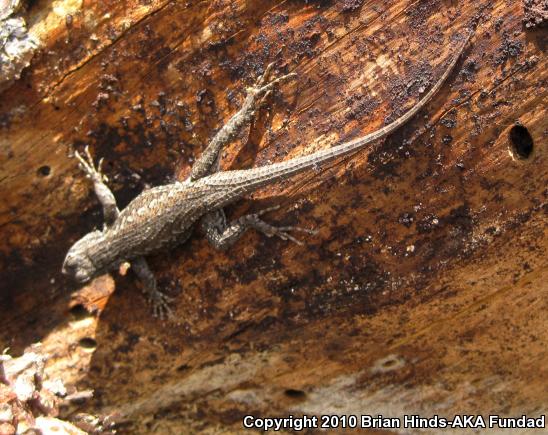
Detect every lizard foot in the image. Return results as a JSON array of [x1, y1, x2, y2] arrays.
[[246, 205, 318, 246], [74, 145, 108, 184], [251, 61, 297, 99], [147, 290, 175, 320], [131, 257, 175, 320]]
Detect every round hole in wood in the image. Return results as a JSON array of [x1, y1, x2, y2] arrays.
[[284, 389, 306, 399], [69, 303, 89, 320], [509, 125, 534, 159], [78, 337, 97, 349], [37, 165, 51, 177]]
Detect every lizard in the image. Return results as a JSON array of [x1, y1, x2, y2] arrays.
[[62, 32, 471, 318]]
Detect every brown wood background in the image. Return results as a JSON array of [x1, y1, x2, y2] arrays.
[[0, 0, 546, 433]]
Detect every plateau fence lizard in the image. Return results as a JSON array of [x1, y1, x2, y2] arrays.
[[62, 33, 471, 318]]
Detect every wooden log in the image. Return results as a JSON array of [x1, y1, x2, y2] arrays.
[[0, 0, 546, 432]]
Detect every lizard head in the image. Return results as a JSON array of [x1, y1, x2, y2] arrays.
[[62, 230, 105, 283]]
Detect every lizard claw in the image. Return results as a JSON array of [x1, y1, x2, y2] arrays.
[[256, 71, 297, 95], [251, 62, 296, 98], [258, 89, 273, 108], [261, 225, 317, 245], [257, 61, 277, 86], [74, 145, 108, 183], [247, 205, 317, 245], [148, 291, 175, 320], [253, 204, 281, 217]]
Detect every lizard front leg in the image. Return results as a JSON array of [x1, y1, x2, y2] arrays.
[[131, 257, 174, 319], [74, 145, 119, 227], [201, 206, 316, 250], [74, 146, 172, 318], [190, 62, 296, 181]]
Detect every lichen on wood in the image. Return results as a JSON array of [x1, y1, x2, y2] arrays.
[[0, 1, 38, 92]]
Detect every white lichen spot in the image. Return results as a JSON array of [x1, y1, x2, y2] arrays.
[[0, 11, 38, 92]]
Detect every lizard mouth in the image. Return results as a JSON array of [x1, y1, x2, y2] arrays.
[[62, 260, 91, 283], [75, 274, 91, 283], [61, 262, 72, 277]]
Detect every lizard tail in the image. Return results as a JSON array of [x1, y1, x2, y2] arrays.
[[202, 30, 472, 194]]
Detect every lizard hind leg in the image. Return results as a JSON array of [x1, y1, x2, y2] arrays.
[[201, 206, 317, 249], [190, 63, 296, 181]]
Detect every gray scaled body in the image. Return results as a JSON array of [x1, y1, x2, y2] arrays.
[[62, 34, 471, 317]]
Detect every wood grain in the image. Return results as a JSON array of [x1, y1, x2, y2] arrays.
[[0, 0, 546, 433]]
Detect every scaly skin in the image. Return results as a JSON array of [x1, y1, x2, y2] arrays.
[[62, 33, 471, 318]]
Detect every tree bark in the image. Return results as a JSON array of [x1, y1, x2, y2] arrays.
[[0, 0, 546, 433]]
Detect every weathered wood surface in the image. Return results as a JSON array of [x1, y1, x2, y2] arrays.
[[0, 0, 546, 433]]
